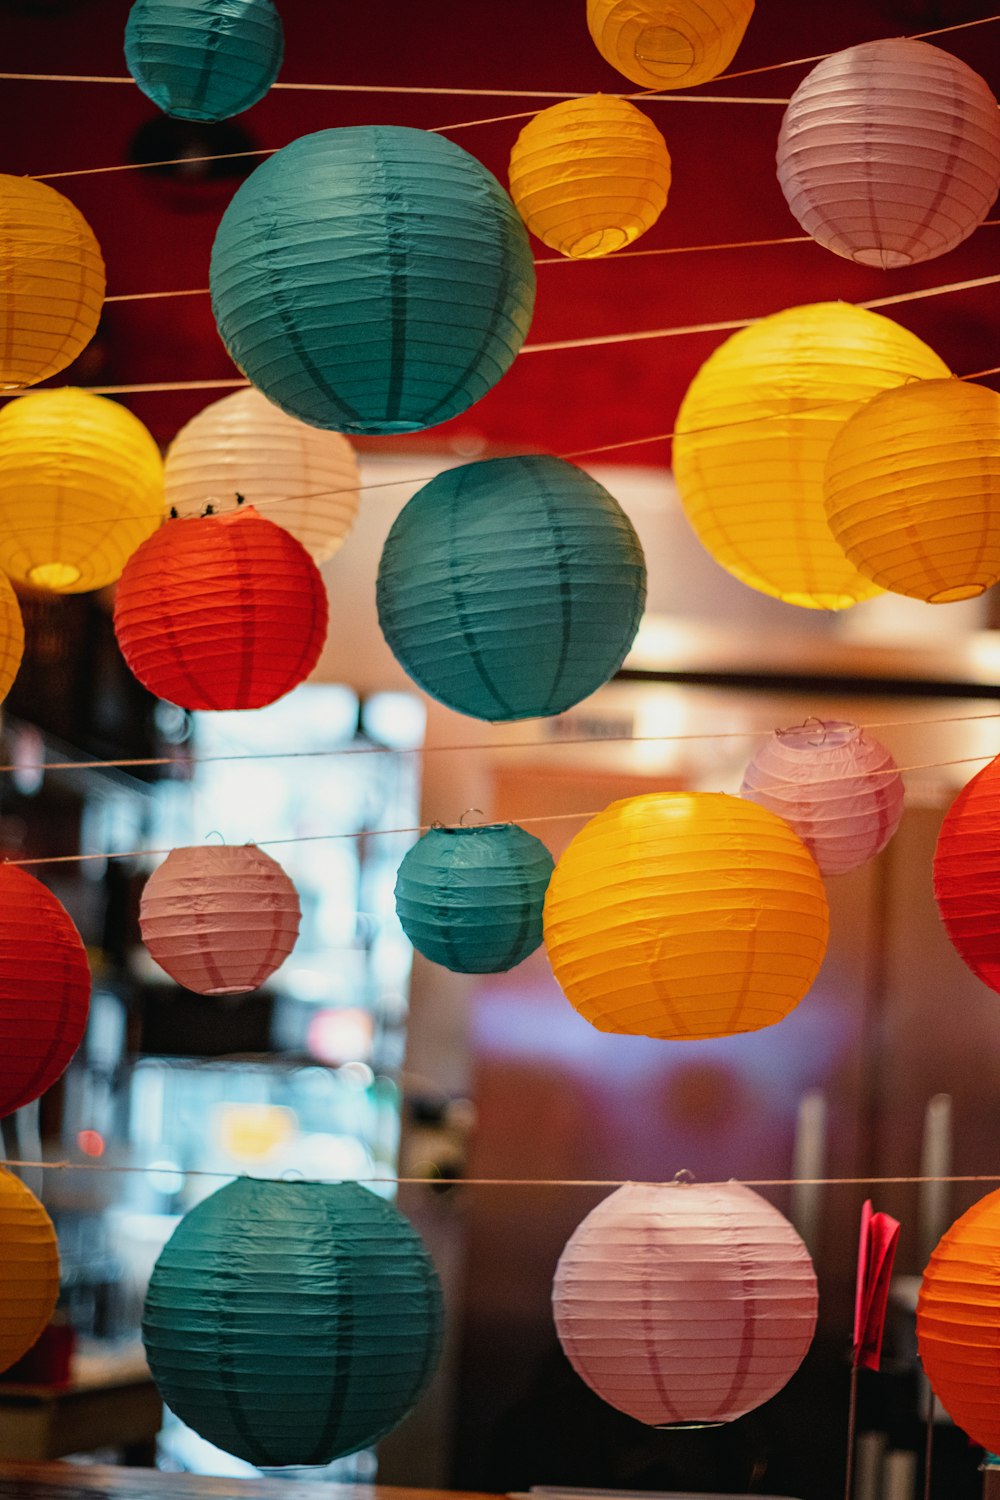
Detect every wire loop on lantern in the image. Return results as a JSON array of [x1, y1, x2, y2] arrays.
[[672, 1168, 696, 1185], [459, 808, 486, 827]]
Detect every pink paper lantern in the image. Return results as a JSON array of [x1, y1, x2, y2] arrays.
[[553, 1180, 818, 1425], [140, 845, 300, 996], [740, 719, 904, 876], [776, 39, 1000, 267]]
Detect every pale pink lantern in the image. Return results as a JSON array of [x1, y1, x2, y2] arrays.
[[777, 39, 1000, 267], [741, 719, 904, 877], [553, 1179, 818, 1426], [139, 845, 301, 996]]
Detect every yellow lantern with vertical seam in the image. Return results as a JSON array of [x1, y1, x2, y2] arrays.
[[508, 96, 671, 259], [586, 0, 755, 90], [673, 302, 950, 610], [0, 1169, 60, 1374]]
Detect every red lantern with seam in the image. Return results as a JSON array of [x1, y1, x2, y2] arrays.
[[113, 506, 328, 711], [0, 865, 91, 1119], [933, 754, 1000, 994]]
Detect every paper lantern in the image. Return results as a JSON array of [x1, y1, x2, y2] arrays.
[[164, 388, 360, 564], [114, 507, 328, 711], [395, 824, 554, 974], [0, 864, 91, 1119], [553, 1179, 818, 1424], [673, 302, 950, 609], [543, 792, 828, 1039], [125, 0, 284, 122], [211, 126, 536, 434], [741, 719, 904, 876], [508, 96, 671, 259], [142, 1177, 444, 1466], [0, 389, 164, 593], [824, 379, 1000, 604], [0, 575, 25, 707], [140, 844, 300, 995], [586, 0, 754, 90], [777, 40, 1000, 268], [0, 176, 105, 391], [933, 753, 1000, 995], [377, 456, 646, 721], [0, 1171, 60, 1375]]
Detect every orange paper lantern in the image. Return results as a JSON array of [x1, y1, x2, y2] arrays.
[[586, 0, 755, 91], [933, 753, 1000, 995], [0, 1170, 60, 1374]]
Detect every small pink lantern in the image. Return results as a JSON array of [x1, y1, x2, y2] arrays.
[[553, 1179, 818, 1426], [140, 845, 300, 996], [740, 719, 904, 876]]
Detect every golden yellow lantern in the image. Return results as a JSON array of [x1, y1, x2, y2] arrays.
[[824, 378, 1000, 604], [542, 792, 829, 1040], [508, 96, 671, 259], [0, 574, 25, 706], [0, 176, 105, 391], [0, 1169, 60, 1374], [587, 0, 755, 91], [0, 389, 164, 592], [673, 302, 950, 609]]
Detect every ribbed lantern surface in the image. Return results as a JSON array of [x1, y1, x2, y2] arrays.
[[395, 824, 555, 974], [933, 753, 1000, 995], [125, 0, 284, 121], [553, 1180, 818, 1424], [586, 0, 754, 90], [164, 388, 360, 564], [0, 575, 25, 707], [741, 720, 904, 876], [0, 1171, 60, 1374], [210, 127, 536, 434], [142, 1177, 444, 1466], [376, 456, 646, 722], [543, 792, 829, 1039], [777, 39, 1000, 268]]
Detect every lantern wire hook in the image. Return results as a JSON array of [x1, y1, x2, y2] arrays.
[[672, 1168, 696, 1186], [459, 808, 485, 827], [776, 715, 829, 747], [204, 830, 227, 845]]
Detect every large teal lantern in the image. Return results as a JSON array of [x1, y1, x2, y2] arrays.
[[396, 824, 555, 973], [125, 0, 284, 122], [376, 455, 647, 721], [210, 127, 536, 434], [142, 1178, 444, 1467]]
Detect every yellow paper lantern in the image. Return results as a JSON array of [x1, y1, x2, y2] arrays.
[[824, 378, 1000, 604], [543, 791, 829, 1040], [586, 0, 755, 91], [0, 574, 25, 706], [508, 96, 671, 259], [0, 389, 164, 592], [0, 1169, 60, 1374], [0, 176, 105, 391], [673, 302, 950, 609]]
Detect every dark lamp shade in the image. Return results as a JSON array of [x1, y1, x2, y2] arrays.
[[933, 753, 1000, 994], [125, 0, 284, 122]]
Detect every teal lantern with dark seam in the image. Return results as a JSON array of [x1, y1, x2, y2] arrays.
[[396, 824, 555, 973], [376, 455, 647, 721], [142, 1178, 444, 1467], [209, 126, 536, 434], [125, 0, 284, 122]]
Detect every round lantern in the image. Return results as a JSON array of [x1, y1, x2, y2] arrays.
[[142, 1177, 444, 1466], [0, 864, 91, 1119], [0, 1171, 60, 1375], [210, 126, 536, 434], [395, 824, 555, 974], [376, 456, 646, 722], [113, 506, 328, 711], [554, 1179, 818, 1424], [586, 0, 754, 90], [741, 719, 904, 876], [824, 379, 1000, 604], [777, 40, 1000, 268], [0, 575, 25, 707], [0, 176, 105, 391], [164, 388, 360, 564], [542, 792, 829, 1039], [508, 96, 671, 259], [125, 0, 284, 122], [672, 302, 950, 610], [140, 844, 301, 995], [933, 753, 1000, 995], [0, 389, 164, 593]]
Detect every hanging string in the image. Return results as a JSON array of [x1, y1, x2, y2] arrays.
[[713, 10, 1000, 81]]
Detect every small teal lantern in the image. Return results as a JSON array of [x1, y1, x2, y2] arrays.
[[377, 455, 647, 721], [396, 824, 555, 973], [125, 0, 284, 122], [210, 127, 536, 434], [142, 1178, 444, 1467]]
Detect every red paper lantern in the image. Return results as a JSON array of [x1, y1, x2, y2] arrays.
[[113, 507, 328, 711], [934, 754, 1000, 994], [0, 865, 91, 1118]]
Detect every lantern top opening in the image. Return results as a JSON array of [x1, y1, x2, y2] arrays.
[[774, 719, 859, 751]]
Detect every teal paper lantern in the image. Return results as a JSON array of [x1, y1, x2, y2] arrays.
[[209, 127, 536, 434], [396, 824, 555, 973], [376, 455, 647, 720], [125, 0, 284, 122], [142, 1178, 444, 1467]]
